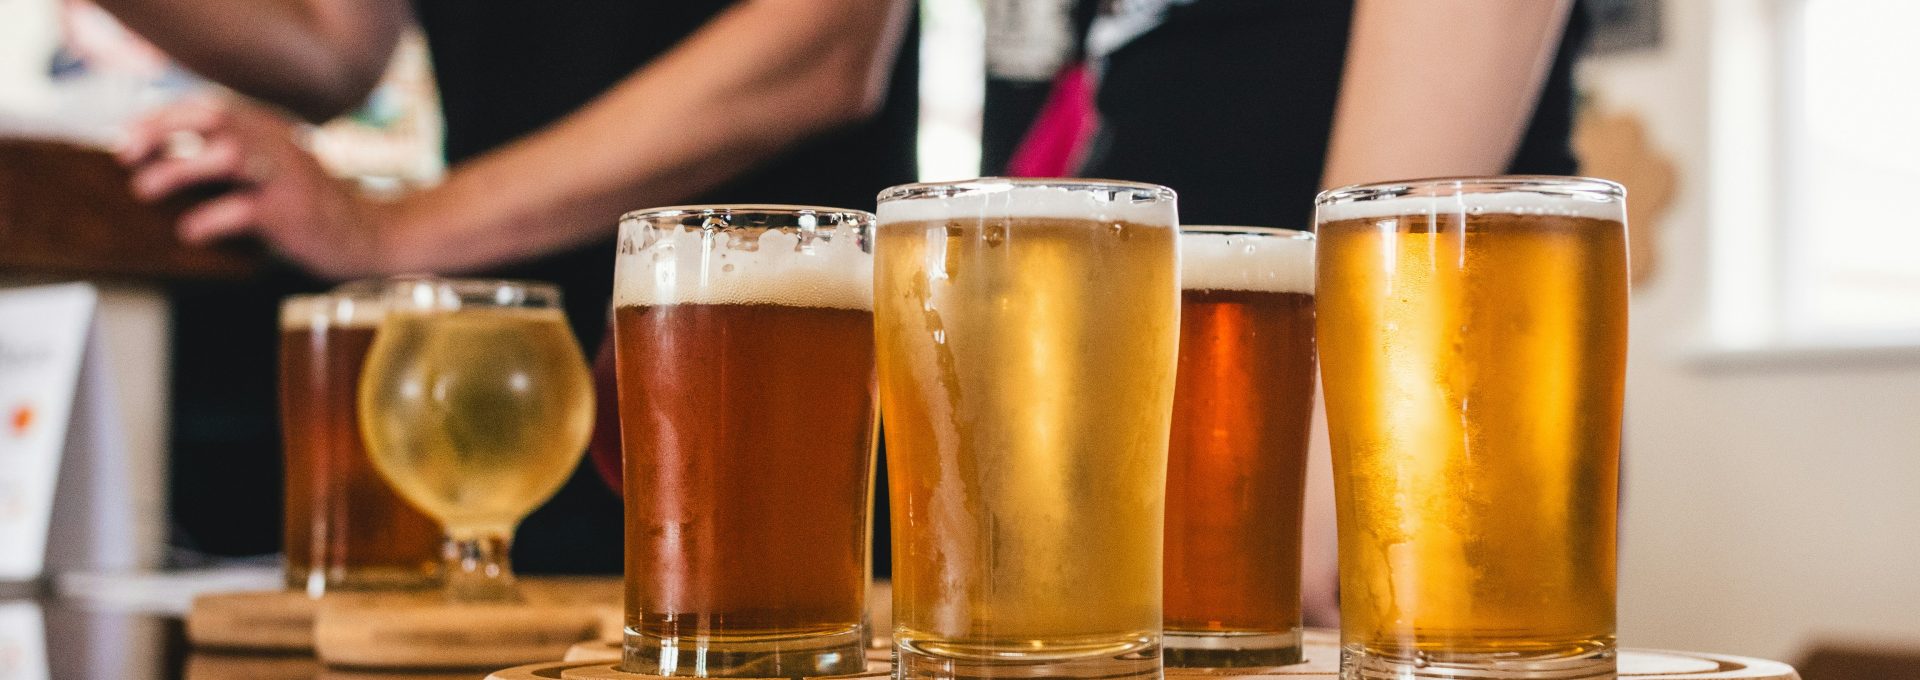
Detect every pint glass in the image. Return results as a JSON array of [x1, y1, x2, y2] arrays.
[[614, 206, 879, 677], [1315, 177, 1627, 679], [876, 179, 1181, 680], [1165, 227, 1315, 668], [279, 287, 440, 594]]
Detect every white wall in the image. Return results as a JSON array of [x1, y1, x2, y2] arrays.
[[1584, 0, 1920, 663]]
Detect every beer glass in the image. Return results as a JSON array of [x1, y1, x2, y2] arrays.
[[279, 286, 440, 595], [613, 206, 878, 677], [357, 278, 595, 602], [1165, 227, 1315, 668], [1315, 177, 1627, 679], [876, 179, 1180, 680]]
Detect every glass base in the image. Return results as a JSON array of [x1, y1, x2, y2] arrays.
[[894, 633, 1160, 680], [1340, 643, 1615, 680], [1163, 628, 1302, 668], [623, 625, 866, 677], [288, 567, 440, 598]]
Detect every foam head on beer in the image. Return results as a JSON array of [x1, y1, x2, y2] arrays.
[[876, 179, 1177, 227], [615, 206, 873, 311], [1179, 228, 1314, 294], [1314, 186, 1624, 223], [279, 291, 384, 330]]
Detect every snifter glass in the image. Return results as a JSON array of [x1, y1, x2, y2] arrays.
[[356, 277, 595, 602], [613, 206, 879, 677], [875, 179, 1180, 680], [278, 285, 441, 595], [1164, 226, 1316, 668], [1314, 176, 1627, 680]]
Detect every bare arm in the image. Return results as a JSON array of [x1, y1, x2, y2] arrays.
[[122, 0, 911, 279], [1320, 0, 1573, 189], [92, 0, 407, 121], [374, 0, 910, 273]]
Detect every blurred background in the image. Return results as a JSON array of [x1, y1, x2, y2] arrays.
[[0, 0, 1917, 678]]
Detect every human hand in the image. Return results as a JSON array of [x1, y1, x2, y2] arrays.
[[117, 95, 393, 279]]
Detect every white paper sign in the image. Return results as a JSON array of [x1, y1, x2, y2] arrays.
[[0, 283, 97, 582], [0, 601, 48, 680]]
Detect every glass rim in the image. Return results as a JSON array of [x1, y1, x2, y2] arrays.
[[1314, 175, 1625, 207], [619, 204, 875, 224], [379, 275, 564, 309], [1181, 225, 1314, 240], [877, 177, 1176, 204]]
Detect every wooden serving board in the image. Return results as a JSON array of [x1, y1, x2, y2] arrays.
[[184, 652, 477, 680], [314, 578, 621, 670], [188, 577, 620, 661], [510, 629, 1797, 680], [186, 589, 320, 652]]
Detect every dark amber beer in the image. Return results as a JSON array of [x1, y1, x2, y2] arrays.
[[1315, 177, 1627, 680], [279, 291, 439, 594], [613, 206, 877, 677], [876, 180, 1179, 680], [1164, 227, 1315, 668]]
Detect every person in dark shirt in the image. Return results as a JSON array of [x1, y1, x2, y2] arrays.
[[94, 0, 919, 572], [1085, 0, 1585, 226]]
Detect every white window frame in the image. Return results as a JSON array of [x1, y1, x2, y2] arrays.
[[1698, 0, 1920, 366]]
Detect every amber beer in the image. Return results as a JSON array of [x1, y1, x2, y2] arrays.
[[1164, 227, 1315, 667], [1315, 178, 1627, 680], [613, 207, 877, 677], [278, 291, 439, 594], [876, 180, 1179, 680]]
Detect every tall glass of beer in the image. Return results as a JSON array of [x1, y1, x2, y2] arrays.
[[875, 179, 1180, 680], [357, 277, 595, 602], [1165, 227, 1315, 668], [613, 206, 878, 677], [1315, 177, 1627, 679], [279, 286, 441, 595]]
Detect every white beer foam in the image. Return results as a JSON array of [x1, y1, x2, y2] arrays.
[[614, 225, 872, 311], [877, 182, 1176, 226], [1316, 190, 1621, 223], [279, 294, 385, 330], [1181, 230, 1314, 294]]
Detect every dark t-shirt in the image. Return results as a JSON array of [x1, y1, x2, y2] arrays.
[[168, 2, 919, 573], [1079, 0, 1588, 226]]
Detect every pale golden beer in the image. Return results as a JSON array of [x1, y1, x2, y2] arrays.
[[279, 290, 440, 594], [1315, 177, 1627, 679], [613, 206, 878, 677], [358, 278, 595, 601], [1164, 227, 1315, 668], [876, 179, 1180, 680]]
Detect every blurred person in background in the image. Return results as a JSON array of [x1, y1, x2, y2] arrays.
[[92, 0, 918, 573], [988, 0, 1587, 624]]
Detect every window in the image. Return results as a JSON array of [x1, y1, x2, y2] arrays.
[[1778, 0, 1920, 342]]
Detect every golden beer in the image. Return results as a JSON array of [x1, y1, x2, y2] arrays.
[[1164, 228, 1315, 667], [279, 292, 440, 594], [358, 279, 595, 600], [1315, 178, 1627, 679], [876, 180, 1179, 680], [613, 207, 878, 677]]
